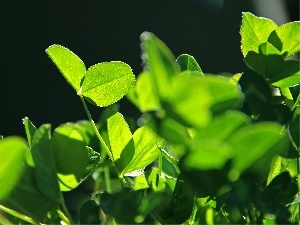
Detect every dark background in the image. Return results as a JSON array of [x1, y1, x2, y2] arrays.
[[0, 0, 298, 137]]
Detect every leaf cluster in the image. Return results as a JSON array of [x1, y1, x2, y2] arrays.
[[0, 12, 299, 224]]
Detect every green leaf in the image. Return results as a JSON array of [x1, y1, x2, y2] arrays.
[[140, 32, 180, 99], [240, 12, 278, 57], [1, 165, 59, 221], [0, 137, 27, 201], [204, 75, 244, 114], [106, 110, 133, 170], [270, 60, 300, 88], [289, 109, 300, 148], [228, 123, 288, 175], [31, 124, 61, 201], [195, 110, 251, 141], [22, 117, 37, 149], [268, 22, 300, 58], [82, 62, 135, 107], [51, 123, 93, 191], [157, 116, 191, 145], [127, 71, 160, 112], [176, 54, 203, 73], [122, 126, 161, 175], [147, 169, 166, 192], [46, 44, 86, 92], [172, 174, 195, 223], [162, 75, 212, 128], [79, 199, 101, 224], [244, 42, 285, 78], [257, 104, 293, 125], [184, 139, 234, 170], [239, 71, 272, 115]]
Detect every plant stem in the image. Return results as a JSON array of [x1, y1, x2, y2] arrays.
[[104, 166, 112, 193], [79, 95, 125, 188], [79, 95, 113, 159], [0, 205, 38, 225], [59, 193, 74, 225]]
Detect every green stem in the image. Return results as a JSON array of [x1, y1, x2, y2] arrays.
[[292, 94, 300, 111], [79, 95, 125, 188], [59, 193, 74, 225], [158, 150, 163, 177], [104, 166, 112, 193], [0, 205, 38, 225], [79, 95, 113, 159], [57, 209, 71, 225]]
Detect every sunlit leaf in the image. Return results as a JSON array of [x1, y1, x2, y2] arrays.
[[1, 165, 59, 221], [205, 75, 244, 114], [82, 62, 135, 107], [46, 44, 86, 92], [228, 123, 288, 175], [244, 42, 285, 78], [122, 126, 161, 175], [106, 110, 133, 171], [0, 137, 27, 201], [240, 12, 278, 57], [22, 117, 37, 150], [51, 123, 94, 191], [176, 54, 203, 73], [162, 75, 212, 128], [270, 60, 300, 88], [268, 21, 300, 58], [127, 71, 160, 112], [140, 32, 180, 99], [195, 110, 250, 141]]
